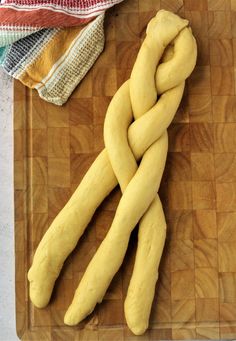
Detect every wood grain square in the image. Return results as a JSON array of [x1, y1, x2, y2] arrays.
[[215, 153, 236, 182], [104, 273, 122, 300], [208, 11, 232, 38], [217, 212, 236, 242], [72, 241, 97, 273], [232, 0, 236, 10], [209, 39, 233, 66], [196, 298, 219, 322], [211, 66, 234, 95], [31, 185, 48, 213], [220, 302, 236, 321], [150, 299, 171, 323], [171, 299, 195, 322], [95, 210, 115, 240], [160, 0, 184, 12], [48, 158, 70, 188], [72, 69, 93, 99], [98, 299, 124, 325], [93, 68, 117, 96], [168, 124, 190, 152], [219, 272, 236, 302], [166, 152, 191, 181], [172, 328, 196, 340], [103, 10, 115, 42], [195, 36, 209, 66], [30, 214, 48, 250], [195, 268, 219, 298], [116, 41, 140, 68], [219, 242, 236, 271], [196, 327, 220, 340], [155, 270, 171, 300], [49, 308, 66, 326], [79, 329, 99, 341], [93, 97, 111, 125], [94, 125, 105, 152], [48, 127, 70, 158], [69, 98, 93, 126], [81, 220, 96, 243], [100, 187, 121, 212], [171, 270, 195, 299], [173, 91, 189, 123], [166, 209, 193, 240], [70, 125, 94, 154], [188, 66, 211, 95], [30, 129, 47, 157], [189, 95, 212, 122], [31, 306, 51, 327], [171, 240, 194, 271], [31, 157, 47, 185], [117, 0, 139, 13], [212, 96, 236, 122], [185, 0, 207, 10], [194, 239, 218, 268], [70, 153, 97, 184], [94, 40, 116, 69], [51, 329, 75, 341], [193, 210, 217, 239], [99, 329, 124, 341], [139, 0, 160, 11], [214, 123, 236, 152], [216, 182, 236, 210], [192, 181, 216, 209], [47, 104, 69, 128], [150, 328, 171, 340], [191, 153, 214, 180], [208, 0, 230, 10], [168, 181, 192, 209], [115, 13, 139, 41], [117, 68, 132, 88], [185, 11, 208, 37], [48, 188, 71, 218], [220, 322, 236, 339], [190, 123, 213, 151]]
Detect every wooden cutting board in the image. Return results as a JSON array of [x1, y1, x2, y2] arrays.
[[14, 0, 236, 339]]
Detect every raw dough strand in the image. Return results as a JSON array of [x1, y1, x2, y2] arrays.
[[64, 10, 197, 334]]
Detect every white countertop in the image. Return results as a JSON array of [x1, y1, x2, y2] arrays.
[[0, 69, 18, 340]]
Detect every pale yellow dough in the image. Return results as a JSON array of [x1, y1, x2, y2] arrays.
[[28, 9, 197, 336]]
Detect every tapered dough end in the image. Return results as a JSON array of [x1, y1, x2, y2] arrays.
[[29, 285, 49, 309], [28, 268, 54, 308], [126, 316, 148, 336], [64, 312, 77, 326], [64, 304, 88, 326]]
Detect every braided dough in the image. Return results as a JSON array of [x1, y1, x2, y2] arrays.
[[28, 10, 197, 335]]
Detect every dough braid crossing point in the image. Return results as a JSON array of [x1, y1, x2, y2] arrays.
[[28, 10, 197, 335]]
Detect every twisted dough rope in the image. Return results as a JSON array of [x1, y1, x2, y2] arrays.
[[28, 10, 197, 335]]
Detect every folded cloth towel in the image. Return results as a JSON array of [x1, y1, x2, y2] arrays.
[[0, 0, 123, 105]]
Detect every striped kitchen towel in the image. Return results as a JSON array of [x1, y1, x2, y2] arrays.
[[0, 0, 123, 105]]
